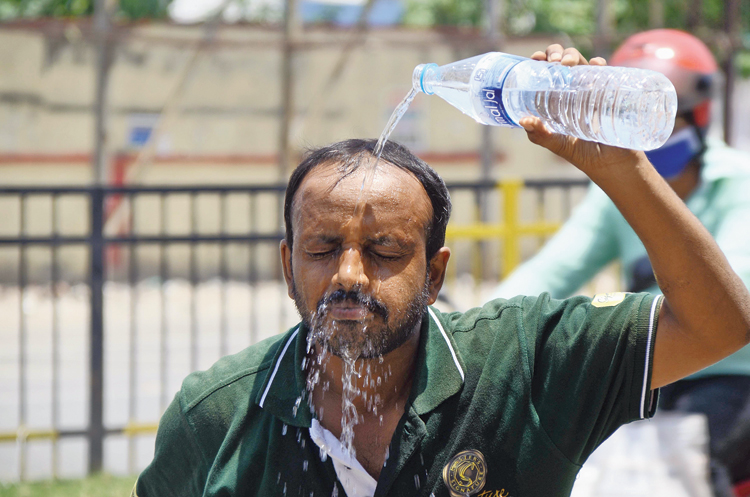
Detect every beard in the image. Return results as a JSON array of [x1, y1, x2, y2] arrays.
[[291, 275, 430, 360]]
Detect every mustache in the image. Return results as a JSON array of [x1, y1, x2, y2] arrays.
[[317, 289, 389, 320]]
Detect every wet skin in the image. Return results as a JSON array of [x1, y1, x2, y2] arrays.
[[280, 159, 450, 479]]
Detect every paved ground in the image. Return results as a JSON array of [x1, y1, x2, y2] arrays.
[[0, 279, 298, 481]]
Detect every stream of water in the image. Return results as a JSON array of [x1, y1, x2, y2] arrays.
[[296, 87, 420, 481], [352, 88, 418, 218]]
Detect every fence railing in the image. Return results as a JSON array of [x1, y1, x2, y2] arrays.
[[0, 178, 589, 480]]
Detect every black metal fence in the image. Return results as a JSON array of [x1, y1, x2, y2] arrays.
[[0, 185, 291, 479], [0, 178, 589, 481]]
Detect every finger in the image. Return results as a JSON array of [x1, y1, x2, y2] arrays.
[[590, 56, 608, 66], [519, 116, 539, 133], [561, 48, 587, 66], [545, 44, 564, 62], [520, 117, 572, 159], [530, 50, 547, 61]]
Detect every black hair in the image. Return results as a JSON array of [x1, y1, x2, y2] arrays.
[[283, 139, 452, 261]]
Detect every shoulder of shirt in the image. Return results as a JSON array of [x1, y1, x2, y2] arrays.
[[178, 329, 294, 413], [436, 292, 600, 331], [435, 295, 529, 334]]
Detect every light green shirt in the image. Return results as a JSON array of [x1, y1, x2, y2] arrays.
[[494, 140, 750, 379]]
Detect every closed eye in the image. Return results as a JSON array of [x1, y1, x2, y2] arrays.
[[306, 249, 337, 259], [370, 250, 403, 261]]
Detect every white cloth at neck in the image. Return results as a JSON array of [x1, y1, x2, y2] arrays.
[[309, 419, 378, 497]]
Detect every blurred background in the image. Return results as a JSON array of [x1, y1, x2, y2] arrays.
[[0, 0, 748, 491]]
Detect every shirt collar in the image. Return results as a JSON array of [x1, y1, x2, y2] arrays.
[[410, 307, 466, 415], [255, 307, 466, 425], [255, 325, 312, 427]]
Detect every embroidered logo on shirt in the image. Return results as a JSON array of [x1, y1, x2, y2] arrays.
[[442, 449, 487, 496], [592, 292, 628, 308]]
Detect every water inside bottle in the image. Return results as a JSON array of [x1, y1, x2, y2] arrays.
[[502, 87, 672, 150]]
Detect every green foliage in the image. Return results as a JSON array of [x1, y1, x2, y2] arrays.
[[403, 0, 749, 40], [531, 0, 595, 36], [738, 51, 750, 79], [119, 0, 170, 20], [0, 0, 171, 20], [403, 0, 483, 27], [0, 473, 136, 497]]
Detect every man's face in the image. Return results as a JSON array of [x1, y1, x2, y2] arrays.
[[281, 160, 438, 360]]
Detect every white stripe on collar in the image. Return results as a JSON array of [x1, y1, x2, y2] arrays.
[[428, 307, 465, 382], [640, 296, 662, 418], [259, 326, 299, 408]]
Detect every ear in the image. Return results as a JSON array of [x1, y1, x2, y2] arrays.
[[280, 239, 295, 299], [426, 247, 451, 305]]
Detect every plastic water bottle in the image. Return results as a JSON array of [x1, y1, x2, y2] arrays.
[[413, 52, 677, 151]]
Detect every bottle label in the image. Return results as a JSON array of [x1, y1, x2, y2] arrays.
[[472, 54, 524, 128], [478, 87, 518, 127]]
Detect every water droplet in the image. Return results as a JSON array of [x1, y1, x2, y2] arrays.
[[303, 460, 309, 472], [414, 474, 421, 489], [319, 447, 328, 462], [283, 482, 287, 495], [293, 397, 302, 417], [376, 376, 382, 386], [277, 472, 281, 483], [281, 424, 288, 436], [331, 486, 339, 497]]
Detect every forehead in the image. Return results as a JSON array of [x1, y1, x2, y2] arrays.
[[291, 160, 433, 236]]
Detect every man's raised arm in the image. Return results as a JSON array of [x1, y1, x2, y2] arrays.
[[524, 45, 750, 388]]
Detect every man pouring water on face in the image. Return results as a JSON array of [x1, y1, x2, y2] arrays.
[[132, 44, 750, 497]]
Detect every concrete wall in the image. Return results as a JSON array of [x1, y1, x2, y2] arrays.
[[0, 22, 588, 283]]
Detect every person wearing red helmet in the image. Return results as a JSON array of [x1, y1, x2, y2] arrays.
[[494, 30, 750, 496], [611, 29, 718, 181]]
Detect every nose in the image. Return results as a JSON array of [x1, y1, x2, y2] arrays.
[[332, 247, 369, 291]]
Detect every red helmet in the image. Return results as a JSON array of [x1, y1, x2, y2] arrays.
[[611, 29, 718, 128]]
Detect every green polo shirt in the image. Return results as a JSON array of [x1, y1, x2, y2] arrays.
[[134, 291, 660, 497]]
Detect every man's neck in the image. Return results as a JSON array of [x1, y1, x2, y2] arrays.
[[308, 323, 421, 420], [306, 321, 423, 479]]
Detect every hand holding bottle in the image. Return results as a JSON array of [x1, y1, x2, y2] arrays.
[[518, 45, 650, 181]]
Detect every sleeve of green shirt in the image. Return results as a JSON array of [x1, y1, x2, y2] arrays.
[[492, 185, 620, 300], [520, 291, 661, 465], [134, 393, 209, 497]]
